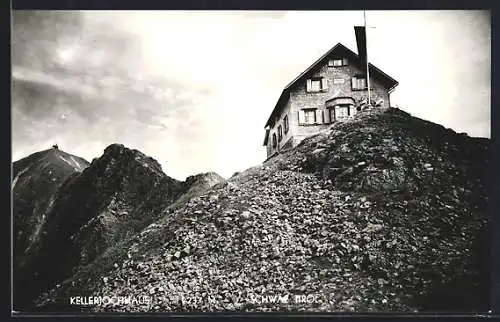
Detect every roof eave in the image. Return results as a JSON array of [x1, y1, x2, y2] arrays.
[[284, 43, 343, 90], [388, 81, 399, 94], [264, 42, 399, 127], [264, 90, 289, 128], [284, 43, 398, 93], [364, 60, 398, 88]]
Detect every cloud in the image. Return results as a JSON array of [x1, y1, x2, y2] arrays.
[[11, 11, 211, 179], [11, 10, 491, 180], [365, 10, 490, 137]]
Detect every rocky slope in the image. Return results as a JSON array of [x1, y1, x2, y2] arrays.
[[171, 172, 227, 209], [13, 144, 225, 311], [34, 108, 490, 313], [13, 147, 90, 305]]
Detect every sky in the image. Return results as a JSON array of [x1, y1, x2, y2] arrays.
[[11, 10, 491, 180]]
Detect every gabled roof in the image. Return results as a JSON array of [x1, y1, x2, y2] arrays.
[[264, 43, 399, 128]]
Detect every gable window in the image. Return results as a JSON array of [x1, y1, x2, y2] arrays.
[[283, 115, 289, 134], [278, 125, 283, 141], [328, 58, 348, 67], [272, 133, 277, 148], [310, 79, 321, 92], [351, 75, 367, 90], [306, 78, 328, 93]]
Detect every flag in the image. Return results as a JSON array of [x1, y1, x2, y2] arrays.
[[354, 26, 367, 64]]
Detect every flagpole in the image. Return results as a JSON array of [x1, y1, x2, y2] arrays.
[[364, 11, 371, 107]]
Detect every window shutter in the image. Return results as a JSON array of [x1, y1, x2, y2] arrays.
[[298, 110, 305, 125], [324, 108, 331, 123], [342, 58, 348, 65], [349, 105, 356, 116], [335, 106, 341, 119], [321, 78, 328, 91], [351, 77, 356, 90], [306, 79, 312, 92], [315, 109, 323, 124]]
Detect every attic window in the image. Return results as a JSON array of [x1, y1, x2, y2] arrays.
[[272, 133, 277, 148], [306, 78, 328, 93], [328, 58, 348, 67], [278, 125, 283, 141], [283, 115, 289, 134]]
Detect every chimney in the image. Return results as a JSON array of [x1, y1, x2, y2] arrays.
[[354, 26, 367, 64]]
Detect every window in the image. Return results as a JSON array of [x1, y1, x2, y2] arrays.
[[304, 109, 316, 124], [272, 133, 277, 148], [299, 109, 322, 125], [283, 115, 289, 134], [306, 78, 328, 93], [311, 79, 321, 92], [335, 105, 350, 120], [330, 105, 355, 121], [328, 58, 348, 67], [278, 125, 283, 141], [351, 76, 367, 90]]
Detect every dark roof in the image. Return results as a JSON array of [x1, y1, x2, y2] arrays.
[[264, 43, 399, 128]]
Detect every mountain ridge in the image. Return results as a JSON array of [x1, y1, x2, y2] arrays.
[[13, 143, 225, 310], [13, 148, 90, 267]]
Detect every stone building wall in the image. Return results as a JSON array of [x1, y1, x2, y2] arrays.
[[265, 51, 393, 158]]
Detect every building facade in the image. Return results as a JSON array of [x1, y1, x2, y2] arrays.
[[263, 43, 398, 159]]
